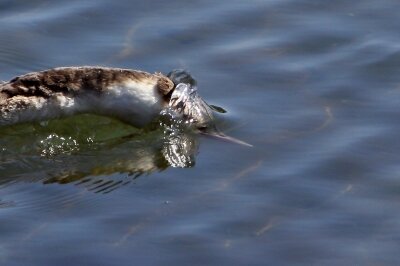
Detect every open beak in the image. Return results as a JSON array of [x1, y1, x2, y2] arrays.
[[169, 83, 252, 147]]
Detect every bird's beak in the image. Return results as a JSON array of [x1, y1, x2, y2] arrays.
[[199, 126, 253, 147], [169, 83, 252, 147]]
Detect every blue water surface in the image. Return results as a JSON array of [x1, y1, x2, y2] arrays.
[[1, 1, 400, 265]]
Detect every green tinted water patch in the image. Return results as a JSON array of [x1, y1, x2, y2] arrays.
[[0, 114, 168, 186], [0, 114, 141, 156]]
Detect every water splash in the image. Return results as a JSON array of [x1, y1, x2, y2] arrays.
[[38, 133, 80, 157], [158, 107, 199, 168]]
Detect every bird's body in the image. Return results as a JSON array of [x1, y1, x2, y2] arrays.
[[0, 66, 174, 126], [0, 66, 252, 146]]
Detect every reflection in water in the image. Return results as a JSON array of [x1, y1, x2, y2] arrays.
[[162, 129, 197, 168], [0, 113, 199, 193]]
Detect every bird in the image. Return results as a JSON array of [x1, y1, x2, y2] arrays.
[[0, 66, 179, 127], [0, 66, 251, 146]]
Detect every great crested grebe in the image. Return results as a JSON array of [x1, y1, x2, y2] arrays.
[[0, 66, 251, 146]]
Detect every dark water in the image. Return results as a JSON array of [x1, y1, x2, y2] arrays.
[[1, 0, 400, 265]]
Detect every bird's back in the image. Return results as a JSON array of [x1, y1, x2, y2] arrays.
[[0, 67, 174, 126]]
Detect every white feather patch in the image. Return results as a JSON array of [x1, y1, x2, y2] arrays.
[[0, 79, 165, 127], [86, 79, 164, 126]]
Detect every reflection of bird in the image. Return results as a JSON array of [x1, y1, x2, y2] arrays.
[[45, 129, 199, 193], [0, 121, 199, 194]]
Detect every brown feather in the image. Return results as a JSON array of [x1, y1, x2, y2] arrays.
[[0, 66, 174, 100]]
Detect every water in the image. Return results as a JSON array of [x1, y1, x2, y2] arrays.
[[1, 0, 400, 265]]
